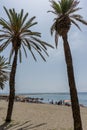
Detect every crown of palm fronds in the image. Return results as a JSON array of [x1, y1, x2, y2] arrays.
[[0, 56, 10, 89], [0, 7, 53, 62], [48, 0, 87, 48]]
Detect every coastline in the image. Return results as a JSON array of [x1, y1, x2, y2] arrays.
[[0, 100, 87, 130], [0, 92, 87, 107]]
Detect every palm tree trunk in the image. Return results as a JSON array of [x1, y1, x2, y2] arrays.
[[6, 50, 18, 122], [62, 34, 83, 130]]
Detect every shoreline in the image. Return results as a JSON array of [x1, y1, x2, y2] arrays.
[[0, 94, 86, 107]]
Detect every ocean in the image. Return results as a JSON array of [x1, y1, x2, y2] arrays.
[[20, 92, 87, 107]]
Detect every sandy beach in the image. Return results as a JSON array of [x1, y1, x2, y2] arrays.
[[0, 100, 87, 130]]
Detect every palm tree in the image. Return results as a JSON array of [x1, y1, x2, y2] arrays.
[[0, 7, 53, 122], [48, 0, 87, 130], [0, 56, 10, 89]]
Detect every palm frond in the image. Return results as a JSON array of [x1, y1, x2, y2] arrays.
[[9, 9, 17, 24], [71, 19, 81, 30], [50, 22, 56, 35], [31, 43, 49, 56], [74, 17, 87, 25], [22, 39, 37, 61], [29, 40, 42, 51], [23, 38, 31, 50], [21, 17, 37, 32], [47, 10, 57, 15], [31, 45, 47, 61], [31, 36, 47, 50], [0, 34, 10, 38], [30, 49, 37, 61], [0, 19, 11, 32], [21, 12, 28, 26], [67, 7, 81, 15], [21, 31, 41, 38], [61, 0, 69, 13], [3, 6, 12, 24], [9, 48, 14, 63], [22, 44, 27, 58], [0, 56, 10, 89], [71, 0, 80, 8], [31, 36, 54, 49], [55, 31, 59, 48], [36, 50, 46, 61], [19, 48, 22, 63], [0, 39, 4, 42], [0, 38, 11, 51], [0, 7, 53, 63], [71, 14, 83, 19], [19, 9, 24, 21], [0, 29, 12, 35], [50, 0, 62, 14]]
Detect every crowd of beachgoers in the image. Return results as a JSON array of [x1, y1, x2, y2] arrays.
[[1, 95, 84, 107]]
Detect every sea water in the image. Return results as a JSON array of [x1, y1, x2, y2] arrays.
[[22, 92, 87, 106]]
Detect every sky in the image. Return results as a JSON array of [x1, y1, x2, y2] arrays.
[[0, 0, 87, 93]]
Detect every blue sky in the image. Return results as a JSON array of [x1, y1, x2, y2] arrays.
[[0, 0, 87, 93]]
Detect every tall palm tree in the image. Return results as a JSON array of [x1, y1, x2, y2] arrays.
[[48, 0, 87, 130], [0, 56, 10, 89], [0, 7, 53, 122]]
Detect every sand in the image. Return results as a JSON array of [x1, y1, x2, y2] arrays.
[[0, 100, 87, 130]]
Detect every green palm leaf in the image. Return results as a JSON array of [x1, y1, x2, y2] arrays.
[[0, 56, 10, 89], [0, 7, 53, 62], [48, 0, 87, 46]]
